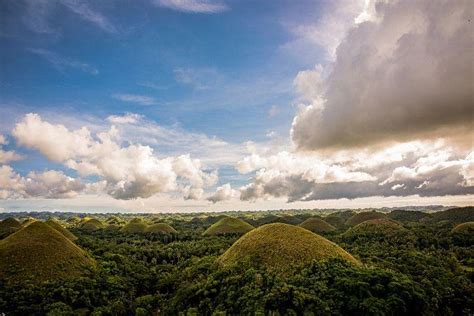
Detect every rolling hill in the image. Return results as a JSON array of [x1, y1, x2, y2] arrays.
[[122, 218, 148, 234], [452, 222, 474, 234], [0, 218, 22, 239], [345, 211, 387, 226], [343, 218, 406, 240], [219, 223, 359, 275], [203, 216, 254, 236], [0, 221, 95, 284], [146, 223, 177, 234], [299, 217, 336, 233], [80, 218, 105, 232], [45, 219, 78, 241]]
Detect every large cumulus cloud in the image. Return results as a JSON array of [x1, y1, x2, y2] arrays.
[[291, 0, 473, 150], [238, 141, 474, 202], [0, 166, 85, 199], [10, 113, 217, 200]]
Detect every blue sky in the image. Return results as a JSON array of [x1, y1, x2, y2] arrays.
[[1, 0, 315, 139], [0, 0, 472, 212]]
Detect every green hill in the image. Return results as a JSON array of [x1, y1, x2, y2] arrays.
[[388, 209, 430, 222], [203, 216, 254, 236], [67, 216, 81, 225], [146, 223, 177, 234], [122, 218, 148, 234], [219, 223, 359, 275], [80, 218, 105, 232], [324, 215, 345, 228], [0, 218, 22, 239], [343, 218, 406, 239], [21, 217, 37, 227], [268, 215, 302, 225], [105, 224, 121, 231], [106, 215, 124, 225], [299, 217, 336, 233], [255, 214, 281, 225], [323, 211, 356, 228], [0, 221, 95, 284], [45, 219, 78, 241], [431, 207, 474, 223], [452, 222, 474, 234], [346, 211, 387, 226]]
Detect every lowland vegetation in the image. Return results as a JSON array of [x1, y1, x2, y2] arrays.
[[0, 206, 472, 315]]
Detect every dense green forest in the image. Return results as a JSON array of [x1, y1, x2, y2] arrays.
[[0, 207, 473, 315]]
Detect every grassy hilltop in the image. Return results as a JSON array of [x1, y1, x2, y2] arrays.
[[299, 217, 336, 233], [203, 216, 254, 236], [219, 223, 359, 274], [346, 211, 387, 226], [0, 222, 94, 284]]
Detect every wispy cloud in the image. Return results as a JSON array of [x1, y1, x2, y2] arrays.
[[107, 113, 143, 124], [60, 0, 118, 34], [268, 105, 281, 117], [139, 82, 171, 90], [22, 0, 117, 35], [29, 48, 99, 75], [152, 0, 228, 14], [23, 0, 57, 35], [173, 67, 220, 90], [112, 94, 157, 106]]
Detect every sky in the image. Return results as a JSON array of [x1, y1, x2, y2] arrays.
[[0, 0, 472, 212]]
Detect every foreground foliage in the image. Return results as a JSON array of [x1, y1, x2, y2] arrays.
[[0, 209, 473, 315]]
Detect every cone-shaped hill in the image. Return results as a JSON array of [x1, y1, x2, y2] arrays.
[[268, 215, 302, 225], [299, 218, 336, 233], [432, 207, 474, 223], [346, 211, 387, 226], [219, 223, 359, 275], [0, 218, 22, 239], [67, 216, 81, 225], [203, 216, 254, 236], [452, 222, 474, 234], [80, 218, 105, 232], [0, 221, 95, 284], [21, 217, 37, 227], [46, 219, 78, 241], [343, 218, 406, 239], [122, 218, 148, 234], [324, 215, 345, 228], [146, 223, 177, 234], [106, 215, 124, 225], [105, 224, 121, 231], [388, 210, 430, 222]]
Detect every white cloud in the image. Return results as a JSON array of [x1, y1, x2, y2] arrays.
[[291, 0, 473, 150], [183, 186, 204, 200], [173, 67, 221, 90], [112, 116, 247, 167], [22, 0, 117, 35], [286, 0, 374, 61], [0, 135, 23, 164], [29, 48, 99, 75], [59, 0, 117, 34], [0, 166, 85, 199], [268, 105, 280, 118], [0, 150, 23, 165], [107, 113, 143, 124], [13, 113, 94, 162], [112, 94, 157, 106], [207, 183, 239, 203], [0, 135, 7, 146], [11, 113, 218, 200], [152, 0, 228, 13], [238, 140, 474, 202]]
